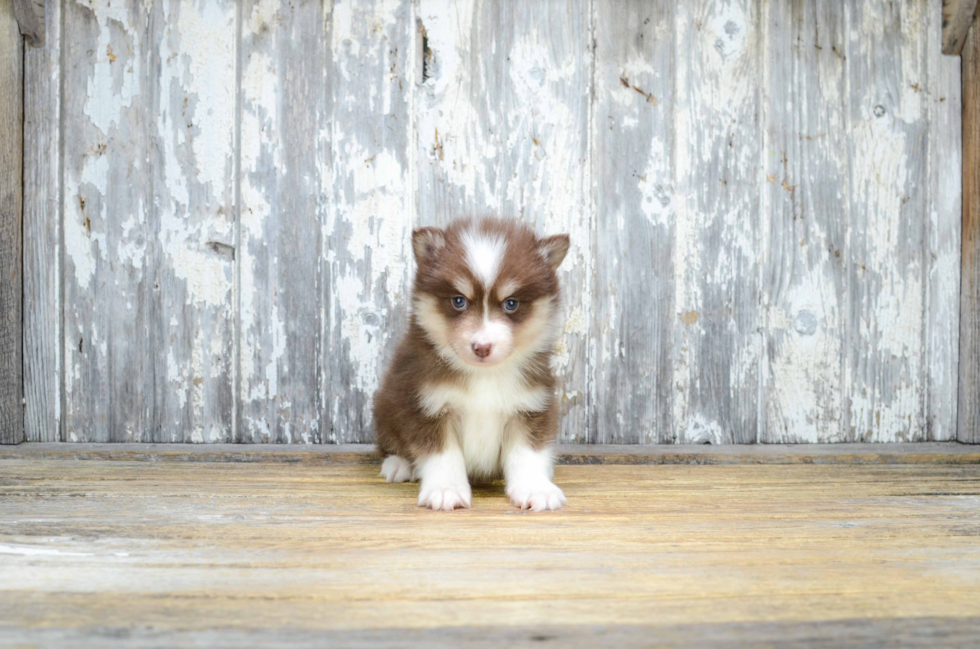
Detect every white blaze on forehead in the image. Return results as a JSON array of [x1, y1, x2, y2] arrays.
[[461, 229, 506, 287]]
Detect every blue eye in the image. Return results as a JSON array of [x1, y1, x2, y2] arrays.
[[452, 296, 467, 309], [503, 299, 519, 312]]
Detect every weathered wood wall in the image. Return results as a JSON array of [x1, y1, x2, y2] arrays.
[[1, 0, 24, 445], [21, 0, 963, 444], [960, 18, 980, 444], [22, 0, 59, 442]]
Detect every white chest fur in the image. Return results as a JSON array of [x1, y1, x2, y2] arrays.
[[418, 370, 550, 478]]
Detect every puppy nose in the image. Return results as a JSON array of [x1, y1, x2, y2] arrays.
[[472, 342, 492, 358]]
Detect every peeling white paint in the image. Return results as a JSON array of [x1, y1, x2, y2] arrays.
[[171, 247, 232, 307], [264, 306, 286, 401], [847, 101, 924, 440], [417, 0, 499, 211], [167, 347, 188, 410], [682, 414, 725, 445], [325, 0, 414, 438], [65, 154, 109, 290], [174, 0, 236, 202], [83, 1, 140, 138], [157, 0, 236, 308], [767, 272, 843, 443]]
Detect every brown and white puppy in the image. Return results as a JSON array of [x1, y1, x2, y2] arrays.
[[373, 218, 569, 511]]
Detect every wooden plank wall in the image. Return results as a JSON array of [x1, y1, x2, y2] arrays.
[[22, 0, 60, 442], [1, 0, 24, 445], [21, 0, 963, 444], [960, 20, 980, 444]]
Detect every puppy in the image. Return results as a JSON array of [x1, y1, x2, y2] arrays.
[[373, 218, 569, 511]]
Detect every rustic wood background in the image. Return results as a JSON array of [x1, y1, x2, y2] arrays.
[[21, 0, 963, 444], [1, 0, 25, 444]]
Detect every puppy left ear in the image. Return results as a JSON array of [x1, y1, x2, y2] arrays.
[[538, 234, 570, 271], [412, 227, 446, 263]]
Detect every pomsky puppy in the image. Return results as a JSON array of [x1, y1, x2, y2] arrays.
[[374, 218, 570, 511]]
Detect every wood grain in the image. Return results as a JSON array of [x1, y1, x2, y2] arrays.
[[0, 0, 24, 445], [942, 0, 978, 55], [12, 0, 42, 46], [148, 0, 237, 442], [238, 0, 326, 443], [927, 0, 963, 440], [1, 459, 979, 646], [2, 442, 979, 466], [845, 0, 929, 442], [60, 0, 239, 442], [321, 0, 415, 443], [592, 0, 674, 444], [23, 0, 61, 442], [5, 618, 980, 649], [761, 1, 847, 443], [961, 22, 980, 443], [672, 0, 763, 443], [416, 0, 592, 442], [61, 0, 150, 441]]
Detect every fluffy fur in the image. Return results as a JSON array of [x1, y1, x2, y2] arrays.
[[374, 218, 570, 511]]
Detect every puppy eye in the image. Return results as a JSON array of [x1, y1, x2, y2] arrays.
[[502, 298, 519, 312], [451, 296, 467, 310]]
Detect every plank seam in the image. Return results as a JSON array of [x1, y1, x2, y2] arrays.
[[923, 2, 935, 440], [56, 0, 65, 443], [232, 0, 243, 444], [841, 1, 854, 442], [2, 442, 979, 465], [585, 0, 596, 444], [757, 0, 770, 444]]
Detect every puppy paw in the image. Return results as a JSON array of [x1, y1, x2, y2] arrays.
[[418, 482, 472, 511], [507, 480, 566, 512], [380, 456, 413, 483]]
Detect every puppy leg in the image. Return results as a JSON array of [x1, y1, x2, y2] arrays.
[[417, 435, 471, 511], [502, 419, 565, 512]]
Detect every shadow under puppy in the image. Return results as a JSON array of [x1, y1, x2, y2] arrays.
[[374, 218, 570, 511]]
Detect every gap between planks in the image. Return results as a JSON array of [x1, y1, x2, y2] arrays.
[[1, 442, 978, 465]]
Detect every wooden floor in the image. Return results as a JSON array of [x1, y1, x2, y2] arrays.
[[1, 449, 980, 647]]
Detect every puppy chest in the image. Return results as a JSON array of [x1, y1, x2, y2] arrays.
[[418, 375, 550, 419], [419, 376, 551, 477], [457, 410, 507, 477]]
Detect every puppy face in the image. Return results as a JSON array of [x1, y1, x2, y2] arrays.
[[412, 219, 569, 370]]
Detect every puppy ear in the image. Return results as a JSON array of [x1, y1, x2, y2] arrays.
[[538, 234, 570, 271], [412, 227, 446, 263]]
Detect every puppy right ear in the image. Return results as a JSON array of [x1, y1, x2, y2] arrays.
[[412, 227, 446, 263]]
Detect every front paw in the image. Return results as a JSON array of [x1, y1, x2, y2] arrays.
[[380, 455, 413, 483], [418, 482, 472, 511], [507, 480, 566, 512]]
